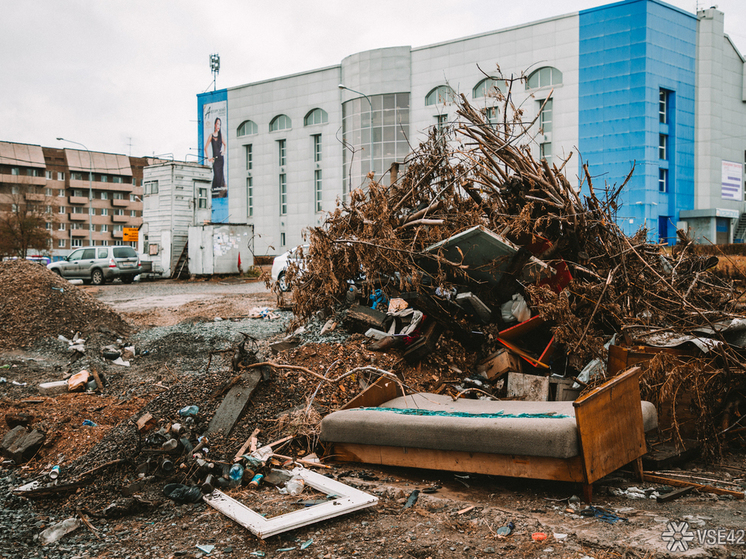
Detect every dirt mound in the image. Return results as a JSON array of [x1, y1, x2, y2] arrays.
[[0, 259, 133, 349]]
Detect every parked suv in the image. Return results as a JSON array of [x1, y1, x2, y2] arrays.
[[47, 246, 141, 285]]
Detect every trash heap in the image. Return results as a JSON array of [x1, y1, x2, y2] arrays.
[[287, 85, 745, 460]]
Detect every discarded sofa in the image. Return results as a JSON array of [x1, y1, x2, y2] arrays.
[[320, 367, 656, 502]]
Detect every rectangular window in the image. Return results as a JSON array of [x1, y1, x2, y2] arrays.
[[245, 144, 253, 171], [198, 187, 208, 209], [486, 106, 498, 126], [113, 192, 123, 200], [659, 89, 668, 124], [58, 239, 66, 248], [46, 205, 52, 213], [659, 168, 668, 193], [279, 173, 287, 215], [72, 206, 83, 214], [278, 139, 287, 167], [144, 180, 158, 195], [72, 239, 83, 247], [114, 225, 123, 233], [101, 224, 108, 232], [11, 167, 19, 175], [57, 172, 64, 181], [247, 177, 253, 217], [314, 169, 322, 212], [130, 210, 137, 217], [100, 191, 108, 200], [45, 188, 53, 196], [58, 222, 65, 231], [11, 185, 19, 195], [11, 204, 18, 212], [435, 114, 448, 130], [59, 206, 66, 214], [46, 222, 53, 230], [46, 171, 53, 179], [659, 134, 667, 160], [313, 135, 322, 163], [115, 209, 124, 216], [113, 176, 123, 184], [281, 232, 286, 247], [540, 142, 552, 162], [129, 194, 136, 202], [71, 172, 84, 180], [100, 174, 108, 182], [539, 99, 553, 133], [90, 206, 95, 215], [57, 189, 64, 197], [101, 208, 108, 216]]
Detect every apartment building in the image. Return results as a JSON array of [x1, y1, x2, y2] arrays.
[[0, 141, 150, 257]]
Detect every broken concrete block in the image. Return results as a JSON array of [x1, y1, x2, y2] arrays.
[[346, 304, 387, 331], [1, 426, 45, 463], [477, 349, 522, 380], [136, 413, 156, 432], [38, 380, 69, 396], [507, 372, 549, 401], [68, 370, 90, 392]]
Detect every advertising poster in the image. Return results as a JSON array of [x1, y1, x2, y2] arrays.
[[721, 160, 742, 201], [203, 100, 228, 200]]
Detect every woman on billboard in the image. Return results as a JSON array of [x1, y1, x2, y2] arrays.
[[205, 117, 227, 198]]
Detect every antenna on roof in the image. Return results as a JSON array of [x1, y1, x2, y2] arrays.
[[210, 54, 220, 91]]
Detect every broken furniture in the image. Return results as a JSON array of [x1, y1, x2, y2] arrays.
[[320, 367, 656, 502]]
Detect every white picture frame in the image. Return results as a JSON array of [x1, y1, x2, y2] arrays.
[[202, 467, 378, 539]]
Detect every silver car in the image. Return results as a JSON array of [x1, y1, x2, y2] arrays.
[[47, 246, 141, 285]]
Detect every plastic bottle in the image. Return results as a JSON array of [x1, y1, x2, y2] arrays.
[[39, 517, 81, 545], [228, 464, 244, 487], [178, 405, 199, 417], [201, 474, 215, 494], [279, 476, 305, 496], [49, 466, 60, 480], [161, 439, 178, 451]]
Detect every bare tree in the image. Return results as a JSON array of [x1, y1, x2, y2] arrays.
[[0, 193, 54, 259]]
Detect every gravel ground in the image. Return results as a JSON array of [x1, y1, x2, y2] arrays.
[[1, 275, 745, 559]]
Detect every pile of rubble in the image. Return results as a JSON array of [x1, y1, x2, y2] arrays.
[[285, 81, 745, 460], [0, 259, 132, 350]]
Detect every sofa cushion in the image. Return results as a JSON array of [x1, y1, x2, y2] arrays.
[[320, 393, 657, 460]]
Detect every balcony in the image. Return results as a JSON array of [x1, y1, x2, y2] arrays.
[[69, 196, 88, 205], [24, 193, 46, 202], [112, 215, 129, 223], [111, 199, 129, 207], [113, 231, 123, 239], [71, 229, 88, 237], [69, 213, 88, 222]]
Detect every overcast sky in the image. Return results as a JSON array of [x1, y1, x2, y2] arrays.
[[2, 0, 744, 162]]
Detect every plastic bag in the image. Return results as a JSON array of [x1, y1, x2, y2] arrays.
[[278, 476, 305, 496]]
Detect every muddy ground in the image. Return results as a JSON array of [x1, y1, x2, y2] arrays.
[[0, 263, 744, 559]]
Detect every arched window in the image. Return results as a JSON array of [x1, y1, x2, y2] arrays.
[[304, 108, 328, 126], [237, 120, 258, 136], [473, 78, 501, 98], [425, 85, 456, 106], [269, 114, 292, 132], [526, 67, 563, 90]]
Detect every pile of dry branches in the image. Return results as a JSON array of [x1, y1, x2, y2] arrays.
[[287, 72, 745, 457]]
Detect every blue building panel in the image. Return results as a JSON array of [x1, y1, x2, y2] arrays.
[[579, 0, 696, 237], [197, 89, 229, 224]]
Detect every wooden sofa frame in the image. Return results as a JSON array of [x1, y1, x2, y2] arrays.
[[323, 366, 647, 502]]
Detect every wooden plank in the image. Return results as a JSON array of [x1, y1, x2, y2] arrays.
[[345, 304, 387, 330], [330, 443, 586, 483], [207, 371, 262, 436], [642, 473, 744, 500], [573, 367, 646, 484], [340, 375, 403, 410], [495, 336, 550, 369], [656, 486, 694, 503]]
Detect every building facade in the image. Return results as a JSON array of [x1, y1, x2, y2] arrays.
[[0, 141, 151, 257], [198, 0, 746, 255]]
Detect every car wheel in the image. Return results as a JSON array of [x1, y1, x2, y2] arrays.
[[91, 269, 105, 286], [277, 271, 290, 292], [52, 269, 62, 277], [121, 276, 134, 284]]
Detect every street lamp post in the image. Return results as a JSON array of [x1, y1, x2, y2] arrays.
[[339, 84, 374, 181], [57, 137, 93, 245]]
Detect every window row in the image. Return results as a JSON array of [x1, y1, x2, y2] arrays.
[[237, 108, 329, 137], [425, 67, 564, 108], [5, 186, 139, 201], [242, 135, 323, 172]]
